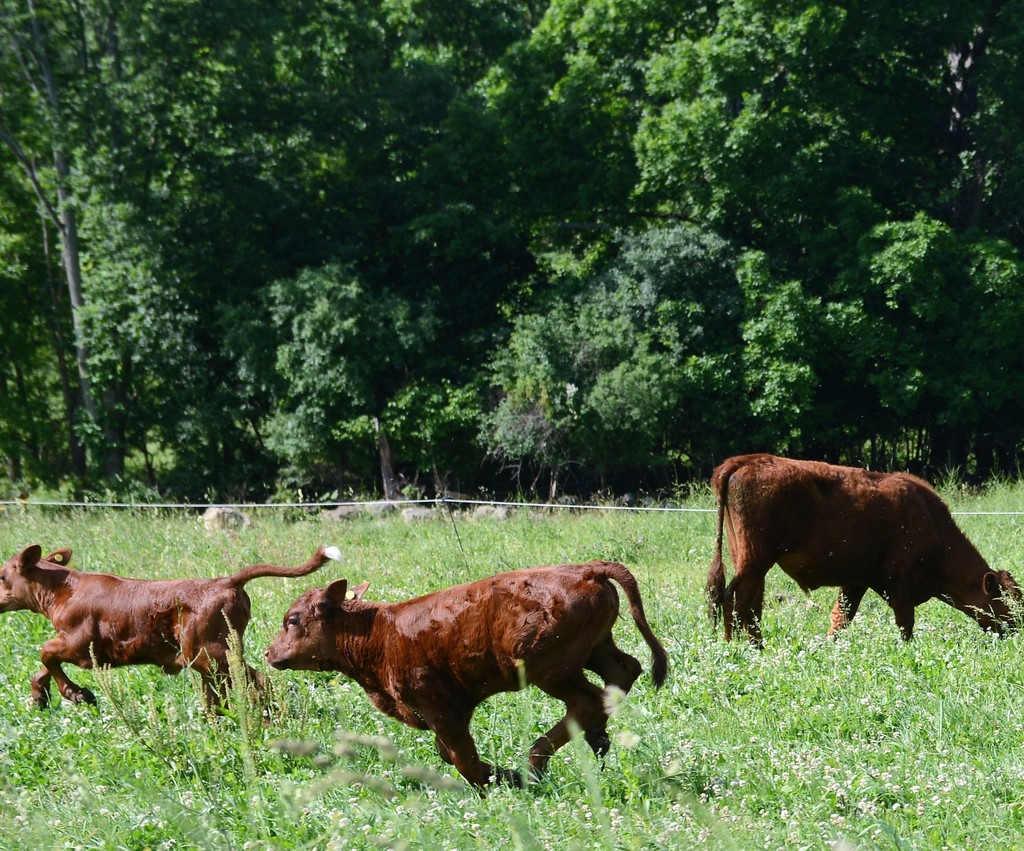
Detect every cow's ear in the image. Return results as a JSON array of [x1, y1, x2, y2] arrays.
[[995, 570, 1021, 598], [43, 548, 73, 566], [983, 571, 1001, 597], [318, 579, 349, 612], [347, 581, 370, 601], [15, 545, 42, 572]]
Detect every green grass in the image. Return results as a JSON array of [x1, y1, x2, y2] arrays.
[[1, 491, 1024, 850]]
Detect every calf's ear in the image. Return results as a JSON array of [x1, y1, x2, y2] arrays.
[[997, 570, 1021, 597], [16, 544, 42, 572], [347, 581, 370, 601], [318, 578, 349, 612], [983, 571, 1002, 597], [43, 548, 73, 566]]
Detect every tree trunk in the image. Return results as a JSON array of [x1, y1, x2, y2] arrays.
[[0, 371, 21, 483], [946, 12, 998, 233], [374, 417, 402, 500], [548, 468, 559, 503], [54, 136, 123, 479], [40, 210, 87, 478]]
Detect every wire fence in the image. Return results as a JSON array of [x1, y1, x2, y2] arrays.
[[0, 497, 1021, 516]]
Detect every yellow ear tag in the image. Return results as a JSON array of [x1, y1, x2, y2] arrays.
[[345, 590, 356, 600], [53, 554, 64, 563]]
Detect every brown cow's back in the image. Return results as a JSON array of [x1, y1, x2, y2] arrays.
[[717, 455, 943, 590], [55, 575, 237, 670], [382, 565, 622, 692]]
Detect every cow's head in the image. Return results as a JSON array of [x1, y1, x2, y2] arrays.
[[0, 545, 46, 613], [265, 579, 371, 672], [973, 570, 1022, 635]]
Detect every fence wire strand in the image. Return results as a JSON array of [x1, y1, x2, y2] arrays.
[[0, 498, 1019, 515]]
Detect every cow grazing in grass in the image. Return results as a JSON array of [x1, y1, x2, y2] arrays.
[[0, 543, 341, 710], [706, 454, 1020, 644], [265, 561, 669, 788]]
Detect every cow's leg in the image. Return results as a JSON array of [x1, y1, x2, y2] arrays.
[[195, 657, 231, 712], [889, 600, 916, 641], [181, 635, 231, 712], [723, 576, 736, 641], [424, 706, 520, 788], [198, 668, 227, 711], [530, 674, 608, 778], [205, 634, 267, 701], [434, 733, 456, 765], [725, 571, 767, 646], [583, 639, 643, 757], [586, 638, 643, 694], [829, 586, 868, 636], [207, 655, 267, 708], [246, 665, 268, 698], [185, 606, 259, 712], [38, 638, 96, 706], [30, 668, 52, 708], [190, 643, 264, 712], [212, 607, 264, 703]]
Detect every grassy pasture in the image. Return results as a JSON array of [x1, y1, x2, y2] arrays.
[[1, 486, 1024, 850]]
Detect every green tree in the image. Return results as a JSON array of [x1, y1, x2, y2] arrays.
[[246, 0, 543, 496], [0, 168, 69, 489], [736, 253, 821, 454], [478, 0, 709, 254], [483, 224, 743, 496], [829, 215, 1024, 473], [635, 0, 1024, 471], [0, 0, 112, 478], [263, 263, 436, 495]]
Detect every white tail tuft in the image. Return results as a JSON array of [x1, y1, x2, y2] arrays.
[[323, 546, 343, 562]]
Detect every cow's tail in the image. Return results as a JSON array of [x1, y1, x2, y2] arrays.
[[705, 460, 738, 627], [227, 546, 342, 587], [590, 562, 669, 688]]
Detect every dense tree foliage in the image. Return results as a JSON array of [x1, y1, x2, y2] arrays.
[[2, 0, 1022, 500]]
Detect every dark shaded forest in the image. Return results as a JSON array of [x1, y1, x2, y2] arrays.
[[3, 0, 1023, 501]]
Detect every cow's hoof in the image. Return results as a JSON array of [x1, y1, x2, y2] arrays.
[[72, 687, 97, 705], [493, 767, 525, 788], [585, 728, 611, 759], [32, 692, 51, 710]]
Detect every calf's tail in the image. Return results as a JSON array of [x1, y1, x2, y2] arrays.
[[705, 460, 738, 627], [706, 495, 727, 626], [591, 562, 669, 688], [228, 546, 342, 587]]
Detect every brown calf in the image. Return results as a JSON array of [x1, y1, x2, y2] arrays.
[[706, 454, 1021, 643], [0, 543, 340, 710], [265, 561, 669, 788]]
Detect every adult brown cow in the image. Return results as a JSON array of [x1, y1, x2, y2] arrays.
[[705, 454, 1020, 644], [265, 561, 668, 789], [0, 543, 340, 710]]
